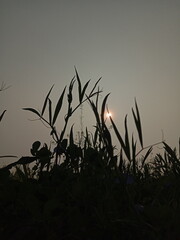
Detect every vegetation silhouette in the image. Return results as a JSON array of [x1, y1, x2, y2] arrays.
[[0, 70, 180, 240]]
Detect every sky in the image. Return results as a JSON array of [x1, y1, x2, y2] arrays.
[[0, 0, 180, 165]]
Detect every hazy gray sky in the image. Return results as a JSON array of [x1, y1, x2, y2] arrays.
[[0, 0, 180, 163]]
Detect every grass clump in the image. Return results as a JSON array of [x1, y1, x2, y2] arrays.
[[0, 70, 180, 240]]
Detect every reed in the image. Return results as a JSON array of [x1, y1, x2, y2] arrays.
[[0, 70, 179, 240]]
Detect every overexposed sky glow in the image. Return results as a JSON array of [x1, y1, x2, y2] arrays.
[[0, 0, 180, 164]]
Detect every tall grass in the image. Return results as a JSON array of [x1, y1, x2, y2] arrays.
[[0, 83, 17, 160], [0, 70, 180, 240]]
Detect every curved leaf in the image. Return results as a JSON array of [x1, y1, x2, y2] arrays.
[[75, 67, 82, 103], [48, 98, 52, 125], [142, 147, 153, 167], [132, 99, 143, 148], [22, 108, 41, 117], [81, 80, 90, 102], [41, 85, 54, 117], [101, 93, 110, 125], [52, 86, 66, 125], [89, 77, 102, 96], [0, 110, 6, 122], [110, 117, 126, 152], [124, 115, 131, 161]]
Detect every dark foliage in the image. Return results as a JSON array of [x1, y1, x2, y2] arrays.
[[0, 71, 180, 240]]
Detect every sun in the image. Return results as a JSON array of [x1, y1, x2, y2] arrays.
[[106, 112, 112, 118]]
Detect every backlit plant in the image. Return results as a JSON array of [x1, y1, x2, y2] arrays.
[[0, 70, 180, 240]]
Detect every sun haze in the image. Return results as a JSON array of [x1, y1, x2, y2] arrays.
[[0, 0, 180, 163], [106, 112, 112, 119]]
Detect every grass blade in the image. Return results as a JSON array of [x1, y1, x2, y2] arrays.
[[22, 108, 41, 118], [110, 117, 126, 154], [141, 147, 153, 167], [52, 86, 66, 125], [124, 115, 131, 161], [88, 99, 101, 128], [0, 155, 17, 158], [68, 77, 75, 104], [75, 67, 82, 103], [101, 93, 110, 124], [93, 125, 98, 148], [69, 124, 74, 146], [163, 142, 178, 161], [41, 85, 54, 117], [0, 110, 6, 122], [81, 80, 90, 102], [132, 99, 143, 148], [89, 77, 102, 96], [132, 134, 137, 175], [132, 134, 137, 162], [95, 86, 100, 109], [48, 98, 52, 126]]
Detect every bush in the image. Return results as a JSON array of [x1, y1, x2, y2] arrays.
[[0, 70, 180, 240]]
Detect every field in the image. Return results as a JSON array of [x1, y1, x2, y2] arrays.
[[0, 71, 180, 240]]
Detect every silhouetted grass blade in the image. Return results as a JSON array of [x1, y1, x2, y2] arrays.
[[69, 125, 74, 146], [132, 134, 137, 175], [68, 77, 75, 104], [163, 142, 178, 161], [95, 86, 100, 109], [89, 77, 102, 96], [88, 100, 101, 128], [132, 99, 143, 148], [110, 116, 126, 156], [52, 86, 66, 125], [41, 85, 54, 117], [124, 115, 131, 161], [48, 98, 52, 126], [0, 110, 6, 122], [93, 126, 98, 148], [101, 93, 110, 124], [142, 147, 153, 167], [75, 67, 82, 103], [81, 80, 90, 103], [23, 108, 41, 118], [0, 155, 17, 158], [132, 134, 137, 161]]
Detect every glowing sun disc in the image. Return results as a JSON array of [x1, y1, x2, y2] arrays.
[[106, 112, 112, 118]]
